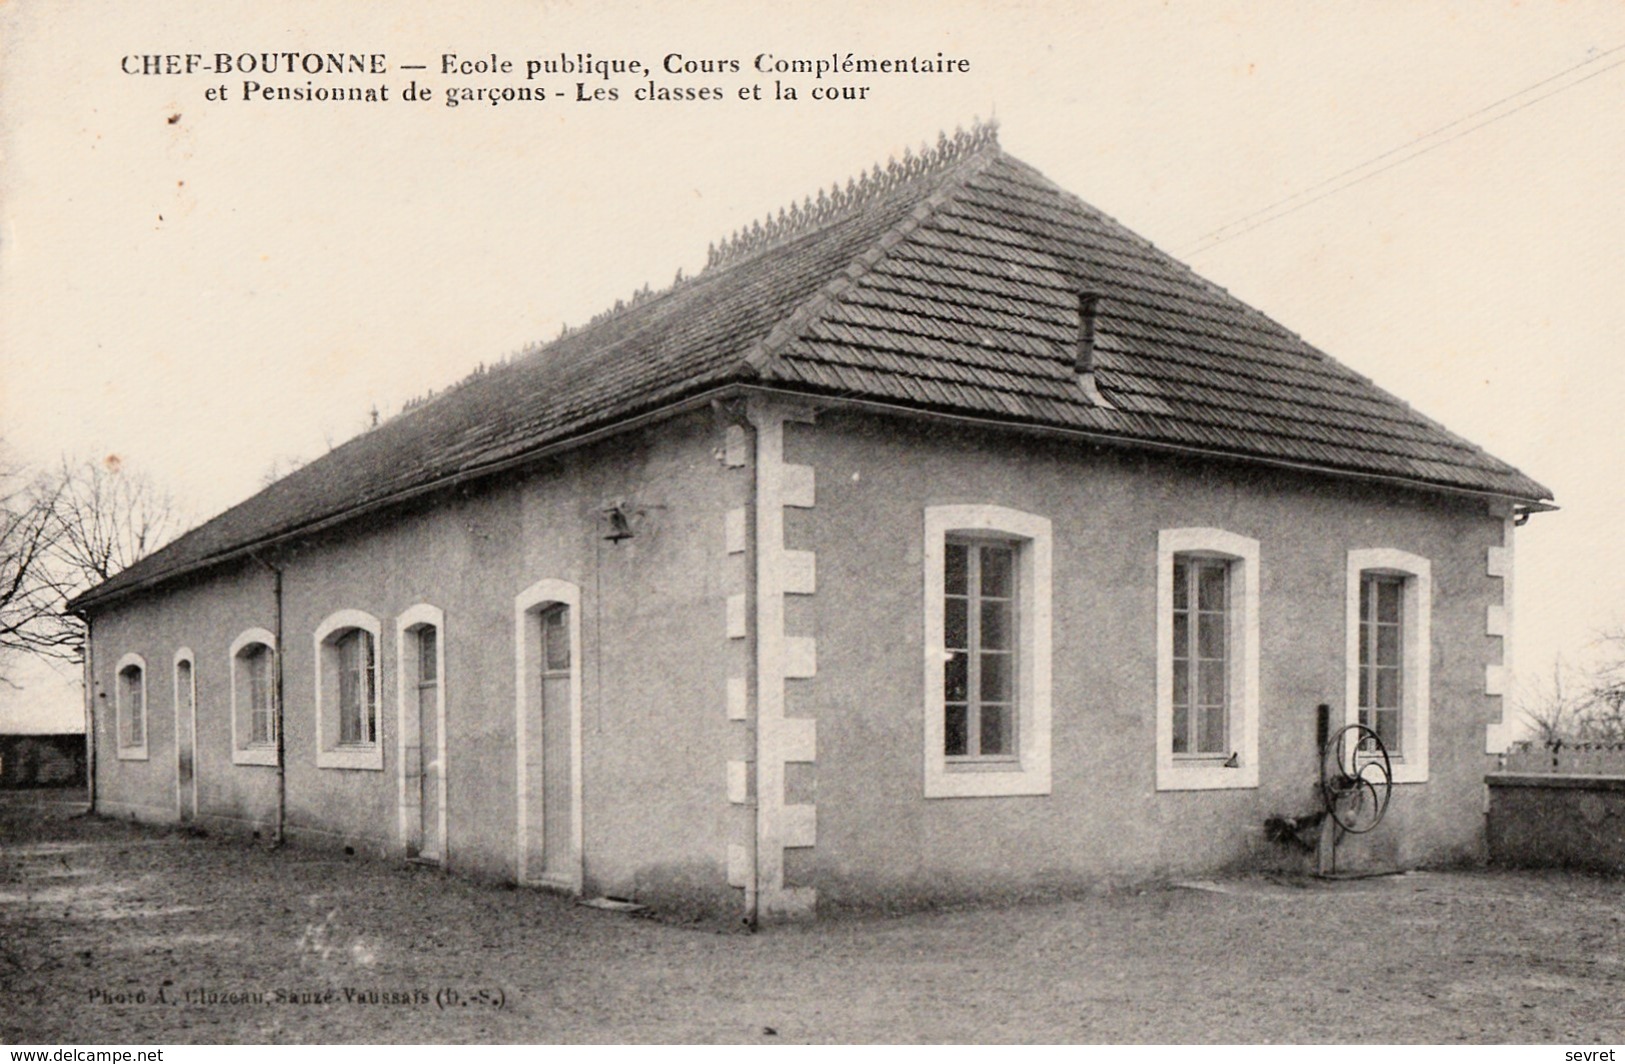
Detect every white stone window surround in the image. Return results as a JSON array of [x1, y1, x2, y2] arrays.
[[1155, 528, 1261, 791], [1344, 548, 1431, 784], [314, 609, 384, 771], [229, 627, 279, 766], [114, 652, 149, 761], [922, 504, 1052, 799]]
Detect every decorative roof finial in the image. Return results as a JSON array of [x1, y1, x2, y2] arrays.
[[700, 122, 1000, 273]]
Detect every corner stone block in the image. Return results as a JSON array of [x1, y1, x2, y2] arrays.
[[723, 425, 749, 467], [726, 676, 748, 720], [781, 717, 816, 763], [781, 803, 817, 848], [762, 886, 817, 921], [727, 759, 751, 804], [782, 464, 815, 508], [727, 843, 750, 888], [724, 507, 747, 554], [782, 550, 816, 595], [785, 637, 817, 679]]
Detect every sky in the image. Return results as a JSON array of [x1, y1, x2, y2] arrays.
[[2, 0, 1622, 732]]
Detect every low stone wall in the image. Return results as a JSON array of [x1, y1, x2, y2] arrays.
[[1486, 773, 1625, 873], [0, 734, 87, 788]]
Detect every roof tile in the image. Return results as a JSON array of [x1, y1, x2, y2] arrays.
[[77, 125, 1548, 609]]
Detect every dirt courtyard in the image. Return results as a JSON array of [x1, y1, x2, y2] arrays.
[[2, 789, 1622, 1044]]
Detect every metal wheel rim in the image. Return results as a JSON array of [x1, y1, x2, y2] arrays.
[[1320, 723, 1393, 834]]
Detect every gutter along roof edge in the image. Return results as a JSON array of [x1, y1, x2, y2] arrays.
[[68, 384, 746, 615], [746, 384, 1557, 510], [73, 379, 1554, 615]]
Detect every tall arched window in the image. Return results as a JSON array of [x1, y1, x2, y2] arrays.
[[230, 628, 278, 766], [115, 653, 148, 760], [1155, 528, 1260, 792], [1345, 548, 1432, 784], [922, 505, 1052, 799], [315, 609, 384, 771]]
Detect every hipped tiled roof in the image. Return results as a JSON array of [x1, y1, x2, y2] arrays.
[[76, 123, 1549, 610]]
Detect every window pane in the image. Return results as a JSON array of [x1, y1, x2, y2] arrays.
[[339, 636, 358, 744], [980, 652, 1011, 703], [1198, 705, 1226, 754], [1373, 708, 1400, 752], [945, 542, 968, 596], [1172, 703, 1189, 754], [1375, 666, 1400, 709], [419, 627, 438, 682], [980, 600, 1011, 650], [123, 670, 143, 744], [543, 607, 570, 671], [980, 545, 1013, 598], [247, 647, 273, 745], [1376, 580, 1401, 624], [1198, 611, 1226, 660], [1172, 611, 1189, 661], [944, 598, 968, 649], [1376, 623, 1400, 666], [1358, 666, 1371, 708], [363, 632, 377, 740], [1173, 659, 1190, 711], [981, 705, 1011, 756], [945, 704, 968, 756], [1197, 563, 1226, 611], [944, 652, 968, 703], [1198, 659, 1225, 707], [1173, 561, 1189, 610], [248, 649, 271, 714], [339, 634, 357, 741], [1359, 619, 1370, 665]]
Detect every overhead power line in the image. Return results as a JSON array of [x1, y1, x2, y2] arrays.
[[1182, 44, 1625, 257]]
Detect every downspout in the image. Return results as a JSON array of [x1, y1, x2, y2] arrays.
[[272, 562, 286, 846], [251, 551, 287, 845], [743, 413, 760, 929], [81, 618, 96, 813]]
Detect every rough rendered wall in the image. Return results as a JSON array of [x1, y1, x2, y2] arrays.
[[87, 410, 735, 901], [90, 562, 280, 830], [789, 411, 1506, 909]]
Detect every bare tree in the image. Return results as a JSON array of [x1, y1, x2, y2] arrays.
[[50, 455, 182, 586], [1517, 635, 1625, 746], [1578, 629, 1625, 743], [0, 448, 183, 683], [0, 453, 77, 674], [1518, 658, 1587, 745]]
